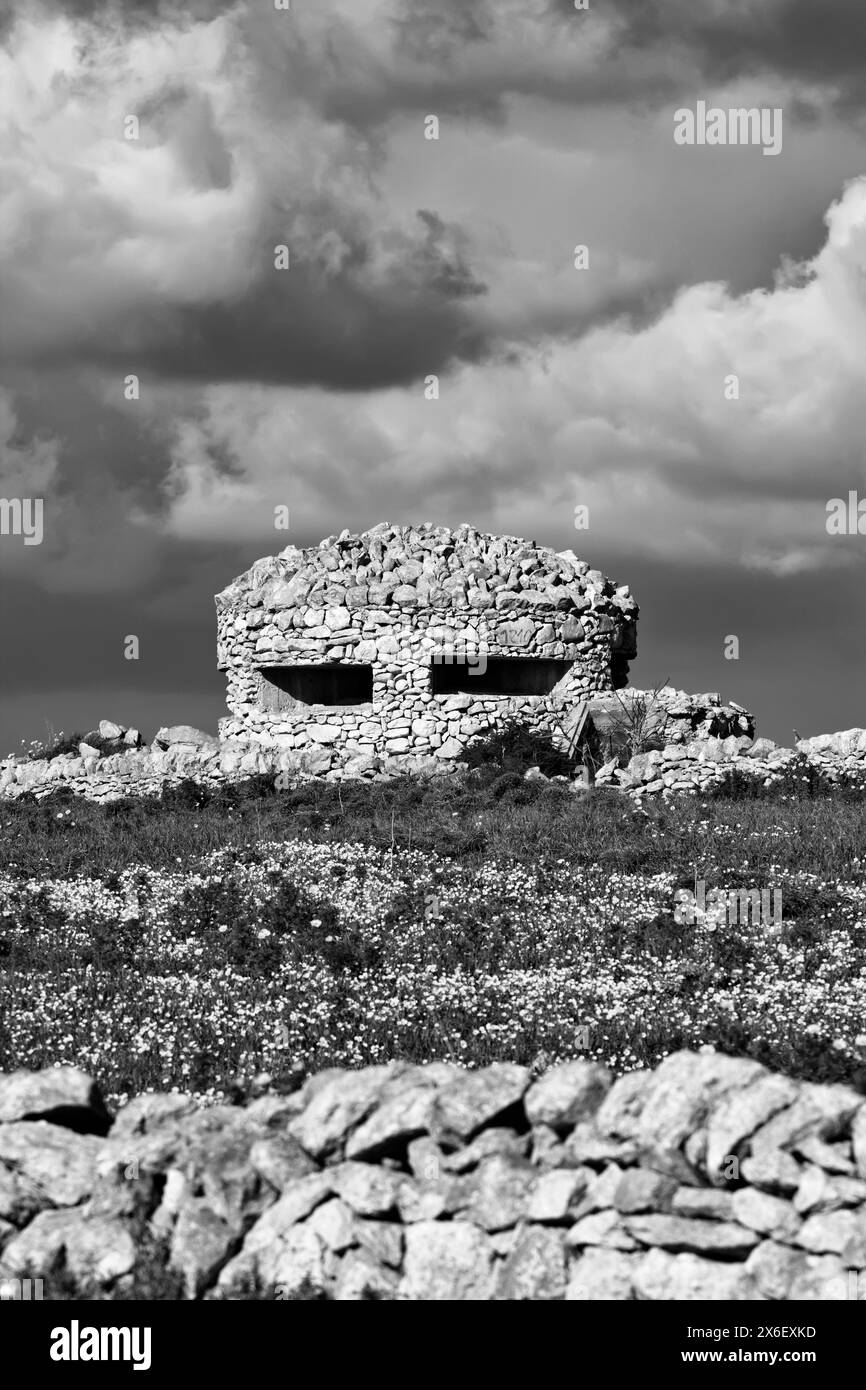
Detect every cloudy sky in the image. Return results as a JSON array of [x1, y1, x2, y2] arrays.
[[2, 0, 866, 751]]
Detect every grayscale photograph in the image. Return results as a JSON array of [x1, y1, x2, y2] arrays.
[[0, 0, 864, 1343]]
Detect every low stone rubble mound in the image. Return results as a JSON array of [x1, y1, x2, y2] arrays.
[[0, 1051, 864, 1300], [3, 715, 866, 804], [594, 731, 866, 800], [586, 687, 755, 753]]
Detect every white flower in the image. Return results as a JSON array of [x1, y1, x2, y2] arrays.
[[310, 918, 322, 928], [257, 928, 271, 940], [855, 1034, 866, 1048]]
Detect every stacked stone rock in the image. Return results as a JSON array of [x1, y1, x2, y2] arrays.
[[596, 730, 866, 800], [5, 726, 866, 803], [1, 1051, 864, 1300], [215, 522, 639, 774], [587, 687, 755, 748]]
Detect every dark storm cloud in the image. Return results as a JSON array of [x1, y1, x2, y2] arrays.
[[602, 0, 866, 108], [39, 0, 233, 21], [3, 210, 490, 391], [98, 259, 488, 390]]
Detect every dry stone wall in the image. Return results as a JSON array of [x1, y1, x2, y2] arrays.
[[4, 723, 866, 803], [1, 1051, 864, 1300], [215, 522, 639, 770]]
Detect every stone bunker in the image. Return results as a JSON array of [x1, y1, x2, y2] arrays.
[[215, 522, 639, 771]]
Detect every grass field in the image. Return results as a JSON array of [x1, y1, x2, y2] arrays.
[[2, 756, 865, 1107]]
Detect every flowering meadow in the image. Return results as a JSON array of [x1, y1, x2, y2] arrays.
[[1, 770, 866, 1107]]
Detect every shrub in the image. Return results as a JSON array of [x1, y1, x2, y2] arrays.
[[463, 720, 573, 777]]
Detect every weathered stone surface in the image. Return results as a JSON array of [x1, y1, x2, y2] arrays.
[[0, 1122, 105, 1208], [567, 1209, 640, 1251], [330, 1162, 403, 1218], [333, 1249, 398, 1301], [852, 1106, 866, 1179], [590, 1070, 653, 1140], [214, 524, 641, 769], [624, 1214, 760, 1257], [740, 1148, 803, 1194], [0, 1067, 111, 1134], [566, 1247, 637, 1300], [633, 1248, 764, 1301], [788, 1254, 853, 1301], [455, 1154, 537, 1231], [170, 1198, 237, 1298], [795, 1209, 866, 1262], [527, 1169, 591, 1223], [0, 1052, 860, 1301], [399, 1221, 495, 1300], [306, 1198, 356, 1253], [524, 1060, 612, 1132], [614, 1169, 678, 1214], [560, 1122, 639, 1167], [248, 1135, 318, 1193], [493, 1227, 567, 1300], [288, 1066, 395, 1160], [749, 1084, 862, 1155], [793, 1164, 866, 1216], [628, 1053, 766, 1167], [730, 1188, 801, 1242], [670, 1187, 734, 1221], [154, 725, 217, 748], [571, 1163, 625, 1219], [0, 1209, 136, 1288], [442, 1127, 528, 1173], [430, 1064, 530, 1144], [704, 1073, 799, 1181], [744, 1240, 807, 1301]]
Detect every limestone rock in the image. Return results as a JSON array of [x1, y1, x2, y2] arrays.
[[493, 1226, 567, 1300], [566, 1247, 637, 1300], [624, 1214, 760, 1257], [430, 1064, 530, 1144], [730, 1187, 801, 1242], [0, 1122, 105, 1209], [0, 1067, 111, 1135], [524, 1060, 613, 1133], [288, 1066, 395, 1160], [0, 1209, 136, 1289], [633, 1248, 763, 1301], [154, 725, 217, 749], [399, 1220, 495, 1300]]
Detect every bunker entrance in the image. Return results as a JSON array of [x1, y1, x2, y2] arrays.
[[259, 664, 373, 709], [430, 656, 573, 697]]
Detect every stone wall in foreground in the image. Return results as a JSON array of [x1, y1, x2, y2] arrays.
[[0, 1051, 864, 1300]]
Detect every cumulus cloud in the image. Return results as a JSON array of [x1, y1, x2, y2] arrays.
[[149, 176, 866, 577], [0, 3, 494, 389]]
